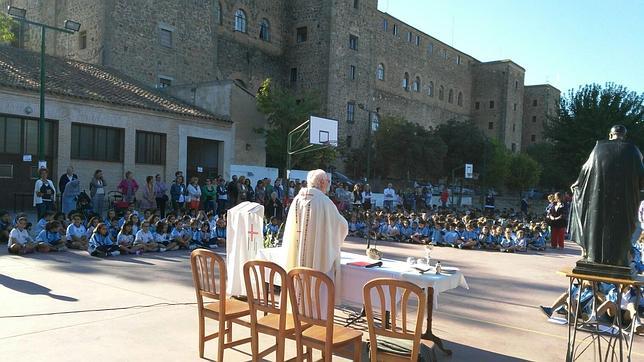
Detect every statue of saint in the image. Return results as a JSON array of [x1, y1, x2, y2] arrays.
[[569, 125, 644, 277]]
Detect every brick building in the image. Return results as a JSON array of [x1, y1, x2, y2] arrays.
[[5, 0, 559, 156]]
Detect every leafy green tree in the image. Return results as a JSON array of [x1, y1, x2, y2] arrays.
[[0, 13, 15, 43], [525, 143, 568, 190], [544, 83, 643, 184], [256, 78, 335, 174], [505, 153, 542, 196], [434, 119, 487, 175], [480, 139, 511, 189]]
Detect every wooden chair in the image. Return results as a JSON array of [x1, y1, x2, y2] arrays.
[[190, 249, 251, 361], [363, 278, 431, 362], [243, 260, 295, 362], [286, 267, 363, 362]]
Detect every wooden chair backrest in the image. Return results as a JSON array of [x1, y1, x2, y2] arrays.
[[190, 249, 226, 313], [243, 260, 288, 316], [363, 278, 426, 361], [287, 267, 335, 339]]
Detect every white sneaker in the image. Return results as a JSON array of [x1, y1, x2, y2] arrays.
[[208, 245, 218, 249], [110, 251, 121, 256], [159, 247, 167, 252]]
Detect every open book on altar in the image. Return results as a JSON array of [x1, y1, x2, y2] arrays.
[[226, 201, 265, 296]]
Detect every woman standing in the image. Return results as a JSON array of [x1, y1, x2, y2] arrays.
[[202, 178, 217, 213], [549, 192, 567, 249], [236, 176, 248, 204], [153, 174, 168, 218], [89, 170, 107, 217], [33, 168, 56, 219], [118, 171, 139, 204], [352, 184, 363, 209], [140, 176, 157, 211], [187, 177, 202, 211], [254, 179, 266, 205], [244, 178, 255, 202], [265, 192, 283, 220], [62, 178, 80, 215], [362, 183, 373, 211], [170, 175, 186, 211]]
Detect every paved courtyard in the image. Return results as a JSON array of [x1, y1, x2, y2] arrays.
[[1, 238, 642, 361]]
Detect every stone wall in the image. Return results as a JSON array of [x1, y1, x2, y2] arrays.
[[522, 84, 560, 150]]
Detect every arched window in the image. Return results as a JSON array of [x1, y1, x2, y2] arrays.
[[376, 63, 385, 80], [413, 76, 420, 92], [234, 9, 247, 32], [448, 89, 454, 103], [402, 72, 409, 91], [428, 81, 434, 97], [259, 18, 270, 41], [438, 85, 444, 100], [457, 91, 463, 106], [215, 2, 222, 25]]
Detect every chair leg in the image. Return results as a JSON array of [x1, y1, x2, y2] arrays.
[[295, 336, 303, 362], [250, 329, 259, 362], [217, 318, 226, 362], [306, 346, 312, 362], [353, 339, 362, 362], [198, 316, 205, 358], [324, 346, 332, 362], [226, 320, 232, 343], [276, 335, 285, 362]]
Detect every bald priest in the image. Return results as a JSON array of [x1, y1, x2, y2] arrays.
[[282, 169, 348, 302]]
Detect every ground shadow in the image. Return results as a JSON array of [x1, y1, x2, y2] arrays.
[[435, 341, 530, 361], [0, 274, 78, 302]]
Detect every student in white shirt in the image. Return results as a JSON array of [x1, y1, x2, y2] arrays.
[[134, 221, 159, 252], [66, 214, 88, 250], [383, 183, 396, 211], [8, 217, 36, 254], [117, 222, 144, 255]]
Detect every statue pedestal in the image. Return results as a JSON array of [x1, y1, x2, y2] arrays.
[[572, 259, 636, 280]]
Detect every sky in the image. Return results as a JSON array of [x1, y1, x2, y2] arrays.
[[377, 0, 644, 95]]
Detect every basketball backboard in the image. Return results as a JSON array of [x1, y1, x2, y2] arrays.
[[309, 116, 338, 146]]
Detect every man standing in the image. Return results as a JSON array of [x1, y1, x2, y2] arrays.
[[383, 183, 396, 211], [570, 125, 644, 275], [283, 169, 348, 301], [58, 166, 78, 194]]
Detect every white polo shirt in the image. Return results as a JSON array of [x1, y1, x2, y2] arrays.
[[9, 228, 33, 247], [66, 224, 87, 241]]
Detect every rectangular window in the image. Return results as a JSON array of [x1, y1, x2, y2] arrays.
[[392, 24, 398, 36], [427, 43, 433, 56], [296, 27, 308, 43], [290, 67, 297, 83], [475, 102, 480, 110], [532, 115, 537, 123], [533, 99, 538, 106], [442, 49, 448, 59], [511, 143, 516, 152], [71, 123, 123, 162], [515, 80, 518, 89], [78, 30, 87, 50], [512, 123, 516, 132], [5, 118, 21, 154], [489, 100, 495, 109], [513, 103, 517, 111], [406, 32, 412, 42], [346, 102, 355, 123], [415, 35, 421, 46], [346, 135, 352, 148], [349, 65, 356, 80], [456, 55, 461, 64], [531, 134, 536, 142], [0, 164, 12, 178], [349, 35, 358, 50], [158, 76, 172, 88], [136, 131, 166, 165], [0, 116, 54, 156], [488, 122, 494, 130], [353, 0, 359, 9], [159, 28, 173, 48], [382, 19, 388, 32]]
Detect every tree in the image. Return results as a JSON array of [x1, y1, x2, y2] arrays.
[[505, 153, 542, 196], [544, 83, 643, 184], [256, 78, 335, 174], [480, 139, 511, 189], [0, 13, 15, 43], [525, 142, 568, 190], [434, 119, 487, 175], [366, 116, 447, 181]]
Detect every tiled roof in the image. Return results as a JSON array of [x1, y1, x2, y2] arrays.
[[0, 45, 229, 122]]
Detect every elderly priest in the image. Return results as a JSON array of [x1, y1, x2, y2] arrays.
[[283, 169, 348, 302]]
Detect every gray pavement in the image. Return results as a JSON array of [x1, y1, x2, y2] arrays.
[[0, 238, 642, 361]]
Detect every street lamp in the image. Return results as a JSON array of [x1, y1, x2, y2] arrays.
[[357, 104, 379, 182], [6, 6, 81, 167]]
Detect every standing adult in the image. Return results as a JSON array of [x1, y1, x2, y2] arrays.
[[236, 176, 247, 204], [352, 184, 363, 209], [216, 177, 228, 215], [118, 171, 139, 204], [202, 178, 217, 213], [548, 192, 567, 249], [265, 178, 274, 201], [282, 169, 348, 303], [186, 177, 202, 210], [570, 125, 644, 268], [244, 178, 255, 202], [62, 178, 80, 215], [89, 170, 107, 218], [254, 179, 266, 205], [33, 168, 56, 219], [170, 175, 186, 210], [140, 176, 157, 211], [484, 192, 495, 216], [59, 166, 78, 210], [227, 175, 239, 207], [274, 178, 284, 202], [265, 192, 283, 220], [153, 174, 168, 218], [362, 184, 373, 211], [383, 183, 396, 211]]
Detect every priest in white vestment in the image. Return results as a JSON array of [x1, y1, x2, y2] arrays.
[[282, 169, 348, 303]]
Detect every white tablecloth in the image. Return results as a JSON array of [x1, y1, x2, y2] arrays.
[[256, 247, 468, 309]]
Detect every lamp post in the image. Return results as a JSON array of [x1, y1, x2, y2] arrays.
[[358, 104, 379, 182], [6, 6, 80, 167]]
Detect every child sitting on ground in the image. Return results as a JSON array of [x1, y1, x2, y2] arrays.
[[36, 220, 67, 252], [528, 226, 546, 251], [66, 214, 88, 250], [458, 223, 479, 249], [135, 221, 159, 252], [154, 221, 179, 251], [212, 218, 226, 247], [33, 211, 54, 237], [514, 229, 528, 252], [88, 223, 120, 257], [431, 222, 445, 246], [171, 220, 191, 249], [8, 217, 36, 254], [348, 215, 364, 238], [500, 228, 518, 252], [411, 220, 431, 244], [117, 222, 143, 255]]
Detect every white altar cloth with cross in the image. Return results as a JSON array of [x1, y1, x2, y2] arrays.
[[226, 201, 265, 296]]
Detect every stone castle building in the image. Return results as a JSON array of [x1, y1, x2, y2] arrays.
[[5, 0, 559, 158]]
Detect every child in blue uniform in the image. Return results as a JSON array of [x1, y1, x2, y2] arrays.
[[88, 223, 120, 257], [36, 220, 66, 252], [154, 221, 179, 251], [212, 218, 226, 247]]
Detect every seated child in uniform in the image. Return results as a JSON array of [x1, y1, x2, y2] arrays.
[[514, 229, 528, 252], [431, 222, 445, 246], [88, 223, 120, 257], [192, 222, 211, 249], [108, 219, 120, 244], [264, 217, 281, 247], [117, 221, 143, 255], [348, 215, 364, 237], [154, 221, 179, 251], [66, 214, 88, 250], [399, 219, 414, 242], [478, 225, 492, 249], [0, 210, 12, 244], [500, 228, 518, 252], [443, 223, 460, 247], [459, 223, 479, 249], [36, 220, 67, 252], [33, 211, 54, 237], [185, 219, 200, 250], [528, 226, 546, 251], [171, 220, 191, 249], [411, 220, 431, 244], [212, 218, 226, 247], [8, 217, 36, 254], [135, 221, 160, 252]]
